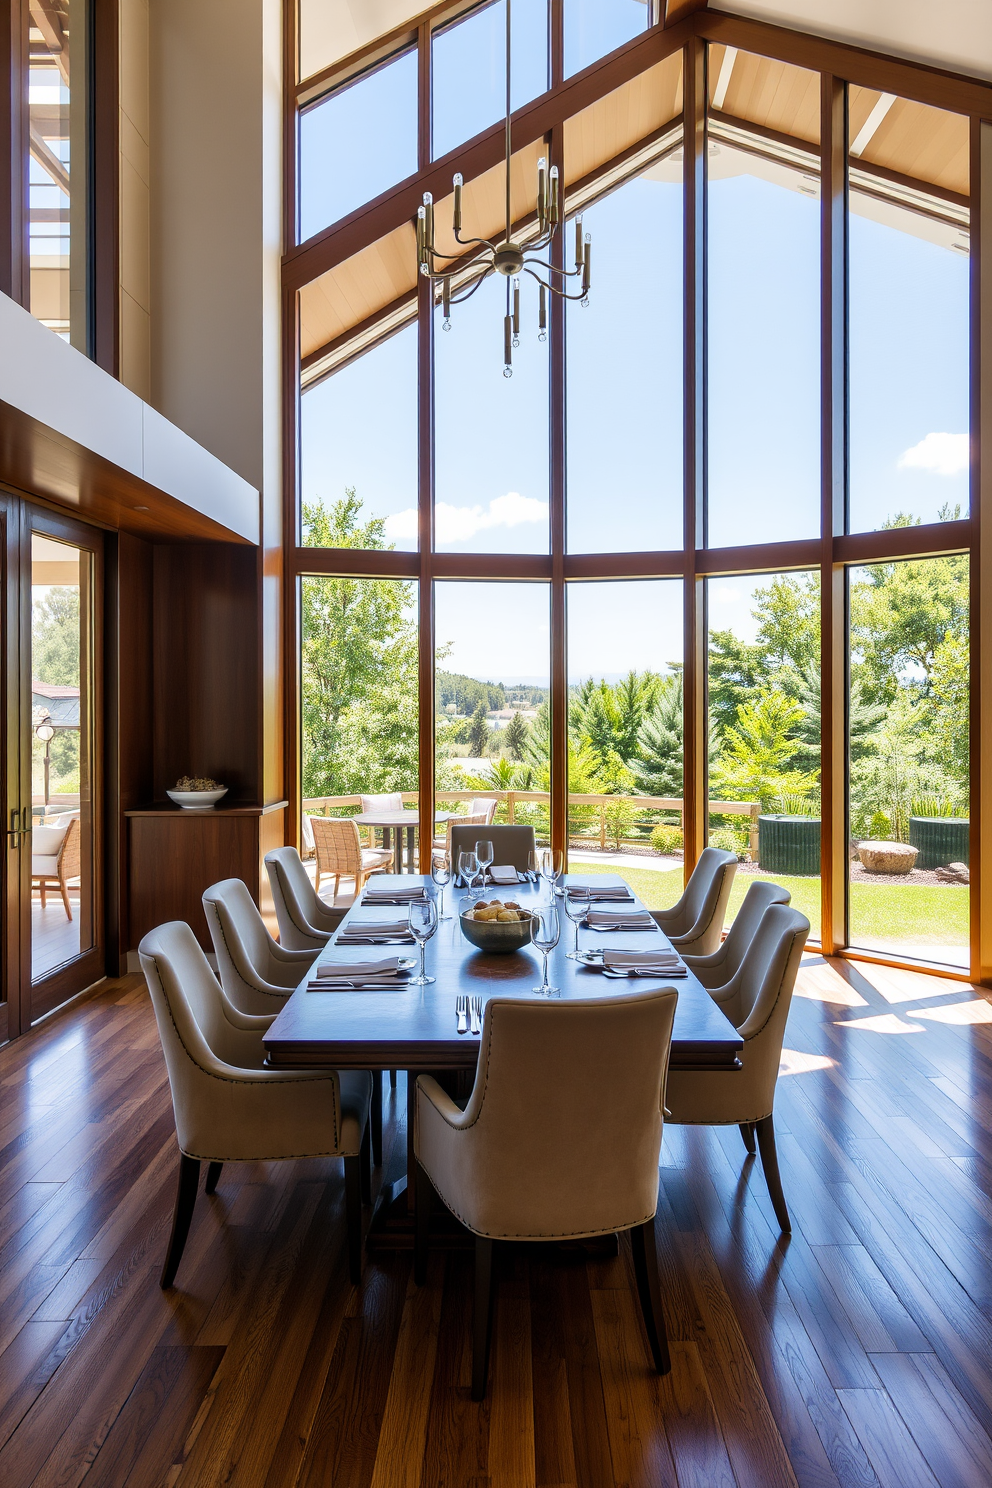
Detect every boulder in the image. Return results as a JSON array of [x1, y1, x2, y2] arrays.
[[857, 840, 918, 874], [935, 861, 969, 884]]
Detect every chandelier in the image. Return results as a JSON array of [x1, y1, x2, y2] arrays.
[[416, 0, 592, 376]]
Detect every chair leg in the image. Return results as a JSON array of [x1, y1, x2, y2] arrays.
[[389, 1069, 397, 1090], [360, 1117, 372, 1206], [471, 1236, 495, 1402], [629, 1219, 672, 1375], [60, 878, 73, 920], [161, 1155, 201, 1290], [40, 881, 46, 908], [754, 1115, 791, 1233], [205, 1161, 223, 1194], [344, 1153, 363, 1284], [739, 1122, 756, 1155], [370, 1072, 383, 1167], [414, 1160, 432, 1286]]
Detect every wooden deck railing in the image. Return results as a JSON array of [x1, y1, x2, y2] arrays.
[[301, 790, 761, 860]]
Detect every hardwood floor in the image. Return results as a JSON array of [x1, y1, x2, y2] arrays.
[[1, 954, 992, 1486]]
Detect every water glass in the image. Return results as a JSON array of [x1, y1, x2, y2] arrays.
[[476, 839, 494, 889], [541, 848, 565, 896], [410, 898, 438, 985], [431, 853, 452, 920], [563, 891, 586, 958], [531, 905, 560, 995], [527, 849, 543, 883], [458, 849, 480, 897]]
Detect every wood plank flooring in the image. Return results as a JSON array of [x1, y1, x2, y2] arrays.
[[1, 955, 992, 1486]]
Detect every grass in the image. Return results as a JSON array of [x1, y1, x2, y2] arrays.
[[568, 860, 969, 950]]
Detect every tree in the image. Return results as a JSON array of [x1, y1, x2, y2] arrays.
[[467, 701, 492, 756], [635, 675, 683, 796], [33, 587, 80, 686], [503, 711, 529, 759], [711, 689, 819, 808]]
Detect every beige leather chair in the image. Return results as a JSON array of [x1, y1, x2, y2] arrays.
[[414, 988, 679, 1399], [265, 845, 344, 952], [651, 846, 737, 955], [665, 904, 810, 1233], [449, 823, 536, 879], [309, 816, 392, 896], [139, 920, 372, 1287], [684, 879, 791, 990], [202, 878, 317, 1018]]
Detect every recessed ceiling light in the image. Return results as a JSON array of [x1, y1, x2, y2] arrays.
[[133, 505, 149, 511]]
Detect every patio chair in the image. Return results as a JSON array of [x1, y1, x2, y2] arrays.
[[309, 816, 392, 897], [433, 799, 497, 858], [31, 813, 81, 920]]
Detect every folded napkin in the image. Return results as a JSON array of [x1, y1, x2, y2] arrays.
[[364, 884, 426, 901], [337, 917, 411, 939], [567, 886, 634, 901], [489, 864, 521, 885], [315, 957, 406, 978], [603, 949, 683, 969], [586, 907, 656, 929]]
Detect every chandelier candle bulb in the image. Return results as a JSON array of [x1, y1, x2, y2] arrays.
[[512, 278, 520, 335], [504, 314, 513, 371], [442, 275, 451, 325], [537, 156, 547, 227], [575, 215, 584, 269], [453, 173, 463, 233], [582, 236, 591, 296], [416, 206, 425, 262], [539, 282, 547, 337], [550, 165, 559, 221], [423, 193, 434, 250]]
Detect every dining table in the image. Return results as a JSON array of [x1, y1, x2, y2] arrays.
[[264, 872, 743, 1252], [352, 809, 455, 873]]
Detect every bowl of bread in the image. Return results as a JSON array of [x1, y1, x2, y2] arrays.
[[459, 897, 534, 953]]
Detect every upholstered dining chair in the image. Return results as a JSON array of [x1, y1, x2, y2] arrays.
[[309, 816, 392, 897], [651, 846, 738, 956], [204, 875, 387, 1165], [31, 813, 80, 920], [449, 823, 536, 878], [683, 879, 791, 990], [139, 920, 372, 1287], [414, 988, 679, 1399], [665, 903, 810, 1233], [265, 845, 344, 952]]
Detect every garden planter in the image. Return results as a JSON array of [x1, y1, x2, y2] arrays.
[[909, 816, 970, 871], [758, 815, 820, 876]]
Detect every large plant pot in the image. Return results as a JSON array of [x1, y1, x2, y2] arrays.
[[758, 815, 820, 876], [909, 816, 969, 870]]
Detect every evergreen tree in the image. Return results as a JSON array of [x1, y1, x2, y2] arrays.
[[503, 711, 529, 759], [467, 700, 491, 756]]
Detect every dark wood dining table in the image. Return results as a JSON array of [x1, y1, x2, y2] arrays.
[[352, 809, 454, 873], [264, 873, 742, 1250]]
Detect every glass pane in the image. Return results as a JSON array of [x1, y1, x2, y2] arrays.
[[848, 183, 970, 533], [29, 0, 87, 344], [707, 571, 822, 940], [564, 0, 647, 79], [566, 153, 683, 553], [300, 575, 419, 807], [435, 581, 550, 847], [301, 326, 418, 550], [848, 557, 968, 967], [299, 49, 418, 240], [565, 580, 683, 910], [32, 535, 93, 979], [435, 271, 549, 553], [432, 0, 548, 162], [707, 139, 820, 548]]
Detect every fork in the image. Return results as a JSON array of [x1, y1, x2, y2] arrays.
[[469, 996, 482, 1035], [456, 995, 469, 1034]]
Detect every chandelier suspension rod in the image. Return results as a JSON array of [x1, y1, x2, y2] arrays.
[[504, 0, 512, 245]]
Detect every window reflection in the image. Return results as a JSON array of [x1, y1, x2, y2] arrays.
[[563, 0, 647, 79], [29, 0, 87, 344], [432, 0, 548, 162]]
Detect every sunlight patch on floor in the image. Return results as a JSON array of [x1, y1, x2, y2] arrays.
[[849, 964, 972, 1005], [836, 1012, 925, 1034], [914, 998, 992, 1025], [779, 1048, 835, 1076], [794, 961, 868, 1007]]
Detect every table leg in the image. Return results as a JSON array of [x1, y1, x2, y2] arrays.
[[392, 829, 404, 874], [365, 1070, 473, 1254], [405, 825, 416, 874]]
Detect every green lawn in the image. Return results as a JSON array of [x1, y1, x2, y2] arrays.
[[568, 860, 968, 951]]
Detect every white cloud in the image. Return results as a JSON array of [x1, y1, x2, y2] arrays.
[[712, 585, 741, 605], [385, 491, 548, 545], [898, 432, 969, 477]]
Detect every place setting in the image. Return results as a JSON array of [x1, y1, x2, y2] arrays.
[[336, 914, 416, 945], [307, 955, 416, 991], [362, 879, 429, 907]]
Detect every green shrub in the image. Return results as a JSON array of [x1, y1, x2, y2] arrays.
[[604, 797, 639, 851], [709, 826, 747, 860], [651, 823, 684, 855], [868, 810, 892, 839]]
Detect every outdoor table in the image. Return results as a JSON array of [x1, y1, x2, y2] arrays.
[[352, 809, 454, 873], [265, 873, 743, 1252]]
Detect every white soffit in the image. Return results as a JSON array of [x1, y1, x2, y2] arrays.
[[718, 0, 992, 83], [301, 0, 423, 79]]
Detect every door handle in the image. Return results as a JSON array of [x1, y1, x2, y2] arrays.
[[8, 808, 19, 848], [21, 807, 31, 835]]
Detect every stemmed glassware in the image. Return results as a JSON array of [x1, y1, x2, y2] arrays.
[[476, 839, 494, 891], [431, 853, 452, 920], [458, 849, 480, 898], [563, 890, 586, 959], [410, 897, 438, 985], [527, 849, 543, 883], [531, 905, 560, 995], [541, 848, 565, 896]]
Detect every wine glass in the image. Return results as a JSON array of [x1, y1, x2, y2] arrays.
[[458, 849, 480, 898], [563, 890, 586, 959], [410, 898, 438, 985], [541, 848, 565, 897], [476, 839, 494, 890], [531, 905, 560, 995], [431, 853, 452, 921], [527, 849, 543, 884]]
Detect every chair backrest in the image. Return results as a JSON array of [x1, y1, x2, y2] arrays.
[[32, 820, 70, 860], [360, 792, 403, 815], [674, 847, 737, 952], [201, 877, 296, 1017], [733, 904, 810, 1038], [449, 822, 536, 873], [310, 816, 362, 877], [264, 846, 334, 951], [452, 989, 679, 1238], [301, 812, 315, 855], [467, 798, 498, 824], [689, 879, 791, 978]]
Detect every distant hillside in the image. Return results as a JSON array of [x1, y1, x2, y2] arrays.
[[436, 671, 506, 714]]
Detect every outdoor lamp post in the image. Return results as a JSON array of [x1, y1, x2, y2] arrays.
[[36, 718, 55, 807]]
